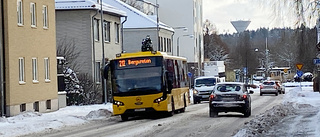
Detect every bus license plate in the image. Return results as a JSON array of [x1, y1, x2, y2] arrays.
[[135, 108, 146, 112]]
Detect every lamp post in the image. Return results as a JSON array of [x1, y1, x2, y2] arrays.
[[177, 34, 193, 56], [245, 48, 259, 84], [172, 27, 188, 55], [137, 0, 159, 50], [100, 0, 107, 103]]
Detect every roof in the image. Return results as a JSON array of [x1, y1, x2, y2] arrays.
[[55, 0, 126, 17], [216, 82, 245, 85], [195, 76, 219, 80], [106, 0, 174, 31]]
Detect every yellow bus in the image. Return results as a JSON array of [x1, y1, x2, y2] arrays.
[[109, 51, 190, 121]]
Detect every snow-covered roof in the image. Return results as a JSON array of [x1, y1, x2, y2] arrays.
[[55, 0, 126, 17], [106, 0, 174, 31]]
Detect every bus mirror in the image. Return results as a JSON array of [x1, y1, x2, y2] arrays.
[[103, 64, 109, 79]]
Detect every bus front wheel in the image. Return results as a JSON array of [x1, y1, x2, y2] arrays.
[[121, 114, 128, 121]]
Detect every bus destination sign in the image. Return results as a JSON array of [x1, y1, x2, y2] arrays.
[[117, 57, 156, 69]]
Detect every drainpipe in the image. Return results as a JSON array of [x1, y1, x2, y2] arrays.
[[0, 0, 5, 116], [92, 7, 98, 92], [121, 16, 127, 53]]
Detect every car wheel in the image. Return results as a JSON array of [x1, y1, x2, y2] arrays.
[[209, 108, 218, 117], [260, 93, 263, 96], [243, 107, 251, 117], [275, 93, 278, 96], [278, 90, 282, 94], [121, 114, 128, 121]]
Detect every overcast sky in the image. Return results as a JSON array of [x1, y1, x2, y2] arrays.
[[202, 0, 298, 34]]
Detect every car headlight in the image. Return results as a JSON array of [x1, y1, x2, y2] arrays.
[[193, 89, 198, 94]]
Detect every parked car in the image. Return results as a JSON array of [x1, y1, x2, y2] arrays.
[[260, 81, 278, 96], [193, 76, 221, 104], [209, 82, 254, 117]]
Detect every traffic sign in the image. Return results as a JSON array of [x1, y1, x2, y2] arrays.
[[296, 63, 303, 70], [187, 72, 192, 78], [314, 58, 320, 65], [297, 70, 303, 77], [283, 69, 288, 73]]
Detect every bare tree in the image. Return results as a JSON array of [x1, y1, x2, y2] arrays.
[[56, 36, 81, 72]]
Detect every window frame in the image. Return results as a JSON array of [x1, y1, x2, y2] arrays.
[[17, 0, 24, 25], [103, 20, 111, 42], [19, 57, 25, 84], [32, 57, 39, 83], [30, 2, 37, 27], [42, 5, 48, 28], [94, 18, 99, 41], [115, 22, 120, 43], [44, 58, 50, 82], [95, 61, 101, 83]]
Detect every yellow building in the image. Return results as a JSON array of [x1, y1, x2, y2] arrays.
[[1, 0, 58, 116]]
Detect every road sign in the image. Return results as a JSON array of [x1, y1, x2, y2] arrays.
[[297, 70, 303, 77], [283, 69, 288, 73], [296, 63, 303, 70], [243, 67, 247, 74], [314, 58, 320, 65], [187, 72, 192, 78]]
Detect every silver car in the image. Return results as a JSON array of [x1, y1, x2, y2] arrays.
[[209, 82, 254, 117], [260, 81, 278, 96]]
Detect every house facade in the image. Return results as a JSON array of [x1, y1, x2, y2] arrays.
[[55, 0, 126, 94], [1, 0, 58, 116], [107, 0, 174, 54]]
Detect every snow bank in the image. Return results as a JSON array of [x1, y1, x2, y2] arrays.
[[234, 88, 320, 137]]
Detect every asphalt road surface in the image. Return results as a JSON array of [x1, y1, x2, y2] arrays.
[[23, 92, 283, 137]]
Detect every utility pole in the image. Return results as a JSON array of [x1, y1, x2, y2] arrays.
[[100, 0, 107, 103]]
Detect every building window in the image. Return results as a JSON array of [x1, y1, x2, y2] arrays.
[[168, 39, 172, 52], [30, 2, 36, 27], [115, 23, 120, 43], [44, 58, 50, 81], [17, 0, 24, 25], [20, 103, 26, 112], [94, 18, 99, 41], [19, 57, 25, 83], [43, 5, 48, 28], [34, 101, 39, 112], [46, 100, 51, 109], [95, 61, 101, 83], [104, 21, 110, 42], [32, 58, 38, 82]]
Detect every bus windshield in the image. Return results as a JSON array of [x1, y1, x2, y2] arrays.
[[112, 67, 162, 96], [195, 78, 216, 87]]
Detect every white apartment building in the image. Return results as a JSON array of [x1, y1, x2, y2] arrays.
[[143, 0, 204, 76]]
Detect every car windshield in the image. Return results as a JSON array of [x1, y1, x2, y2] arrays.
[[216, 84, 241, 92], [195, 78, 216, 87]]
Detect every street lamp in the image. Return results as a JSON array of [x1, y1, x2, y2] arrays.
[[172, 26, 188, 55], [177, 34, 193, 56], [245, 48, 259, 84], [136, 0, 159, 50]]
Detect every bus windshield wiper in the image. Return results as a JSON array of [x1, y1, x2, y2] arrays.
[[127, 87, 157, 92]]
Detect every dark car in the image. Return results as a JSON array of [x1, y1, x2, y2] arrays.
[[209, 82, 254, 117]]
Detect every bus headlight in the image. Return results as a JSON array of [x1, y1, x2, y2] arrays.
[[113, 100, 124, 107], [153, 97, 164, 104]]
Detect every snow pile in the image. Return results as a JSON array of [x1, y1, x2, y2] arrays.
[[234, 87, 320, 137], [85, 109, 112, 120]]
